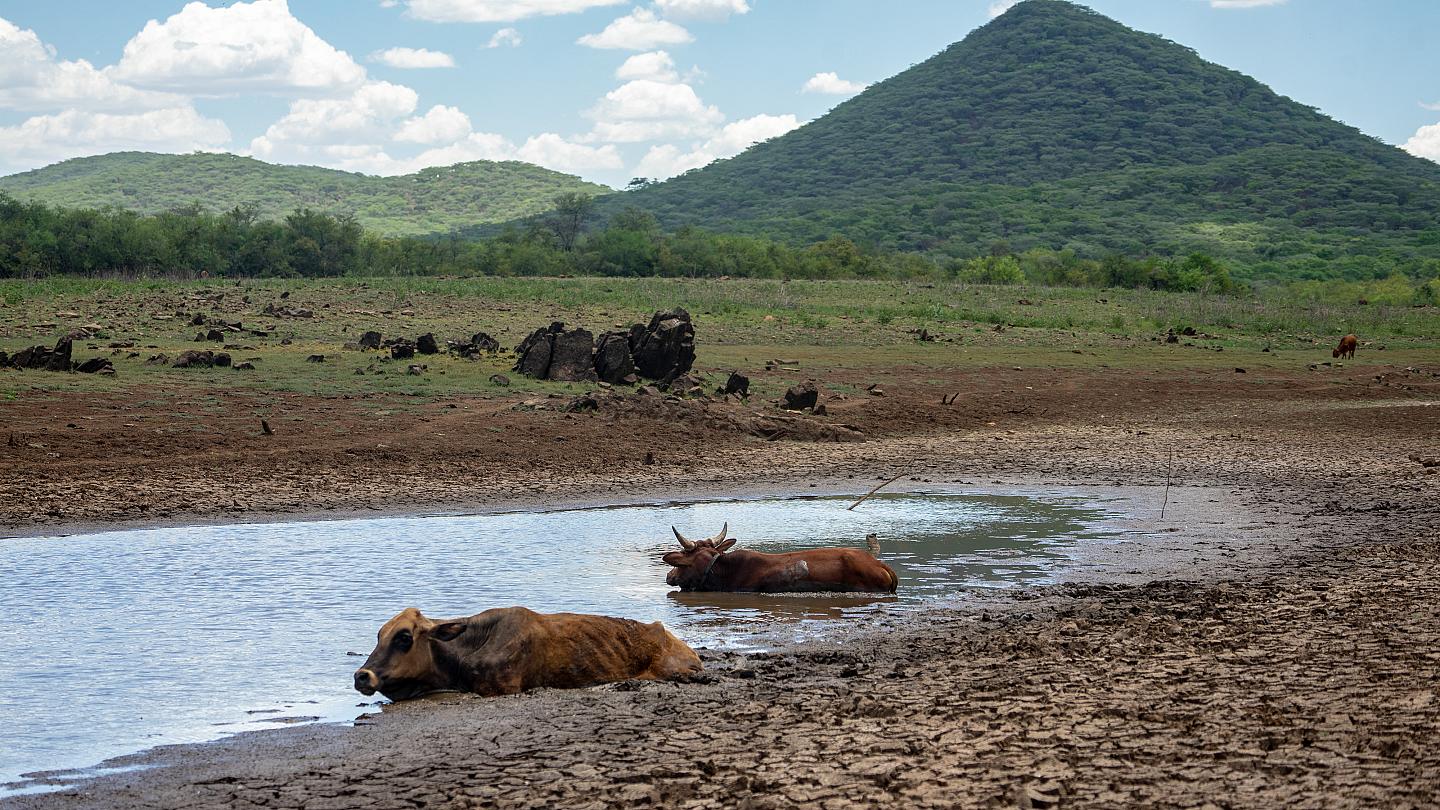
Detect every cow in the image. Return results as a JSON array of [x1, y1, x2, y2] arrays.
[[1333, 334, 1358, 359], [661, 524, 899, 594], [353, 606, 702, 701]]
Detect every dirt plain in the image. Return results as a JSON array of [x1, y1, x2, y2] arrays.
[[2, 351, 1439, 808], [3, 277, 1440, 808]]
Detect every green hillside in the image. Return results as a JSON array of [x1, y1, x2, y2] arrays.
[[610, 0, 1440, 281], [0, 152, 612, 238]]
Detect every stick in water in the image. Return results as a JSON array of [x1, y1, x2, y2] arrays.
[[848, 470, 909, 511], [1160, 446, 1174, 521]]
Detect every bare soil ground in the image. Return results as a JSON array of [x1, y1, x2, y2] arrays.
[[2, 356, 1439, 807]]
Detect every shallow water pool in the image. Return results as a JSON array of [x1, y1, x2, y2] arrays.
[[0, 491, 1128, 789]]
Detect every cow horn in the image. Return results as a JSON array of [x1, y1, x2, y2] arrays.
[[709, 523, 728, 544], [672, 526, 696, 551]]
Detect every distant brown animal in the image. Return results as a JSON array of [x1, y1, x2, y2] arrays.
[[353, 607, 701, 701], [662, 524, 898, 594], [1333, 334, 1358, 359]]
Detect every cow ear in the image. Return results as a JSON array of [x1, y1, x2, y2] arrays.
[[715, 539, 736, 553], [431, 622, 466, 642], [662, 552, 691, 567]]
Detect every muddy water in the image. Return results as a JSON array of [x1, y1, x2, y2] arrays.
[[0, 491, 1127, 789]]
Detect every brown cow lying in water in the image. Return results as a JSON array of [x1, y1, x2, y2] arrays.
[[662, 524, 898, 594], [1333, 333, 1358, 359], [353, 607, 702, 701]]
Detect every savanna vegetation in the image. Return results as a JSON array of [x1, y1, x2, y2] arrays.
[[0, 152, 609, 237]]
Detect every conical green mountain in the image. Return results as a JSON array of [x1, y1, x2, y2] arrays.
[[616, 0, 1440, 279], [0, 152, 610, 238]]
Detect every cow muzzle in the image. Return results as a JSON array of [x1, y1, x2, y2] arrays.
[[354, 669, 379, 696]]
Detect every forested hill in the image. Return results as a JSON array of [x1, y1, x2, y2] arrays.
[[610, 0, 1440, 281], [0, 152, 611, 238]]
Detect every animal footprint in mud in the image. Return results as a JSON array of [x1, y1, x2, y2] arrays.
[[1017, 780, 1063, 809]]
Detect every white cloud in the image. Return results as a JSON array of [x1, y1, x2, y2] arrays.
[[1422, 101, 1440, 112], [653, 0, 749, 22], [578, 8, 693, 50], [987, 0, 1020, 18], [616, 51, 679, 82], [802, 71, 868, 96], [585, 78, 722, 142], [0, 17, 182, 112], [111, 0, 365, 97], [1404, 122, 1440, 163], [1210, 0, 1287, 7], [487, 28, 523, 47], [0, 107, 230, 174], [403, 0, 623, 22], [634, 112, 799, 179], [516, 133, 623, 172], [371, 47, 456, 68], [249, 81, 419, 160], [395, 104, 473, 143]]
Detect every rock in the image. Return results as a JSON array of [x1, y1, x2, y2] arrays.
[[407, 364, 426, 376], [548, 328, 597, 382], [488, 374, 511, 387], [721, 372, 750, 397], [630, 308, 696, 384], [189, 313, 206, 326], [342, 342, 364, 351], [172, 350, 215, 368], [44, 337, 73, 372], [812, 403, 828, 416], [390, 340, 416, 360], [783, 381, 820, 411], [514, 324, 562, 379], [234, 362, 256, 371], [306, 354, 326, 363], [1235, 367, 1247, 373], [74, 358, 113, 374], [564, 393, 601, 413], [213, 353, 232, 368], [358, 331, 382, 350], [594, 332, 637, 384], [205, 329, 225, 342], [416, 333, 439, 355], [471, 332, 500, 353], [143, 353, 169, 366], [637, 385, 660, 397]]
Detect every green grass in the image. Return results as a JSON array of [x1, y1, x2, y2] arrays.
[[2, 277, 1436, 401]]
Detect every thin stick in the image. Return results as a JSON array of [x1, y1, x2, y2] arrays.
[[848, 470, 909, 511], [1160, 446, 1174, 521]]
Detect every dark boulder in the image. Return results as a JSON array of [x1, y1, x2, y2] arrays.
[[234, 362, 256, 371], [172, 350, 215, 368], [416, 333, 439, 355], [359, 331, 382, 350], [514, 324, 562, 379], [206, 329, 225, 342], [213, 353, 232, 368], [594, 332, 636, 384], [721, 372, 750, 397], [44, 337, 73, 372], [471, 332, 500, 353], [488, 373, 511, 387], [390, 340, 416, 360], [783, 382, 819, 411], [75, 358, 113, 374], [547, 328, 597, 382], [189, 313, 206, 326], [630, 308, 695, 384]]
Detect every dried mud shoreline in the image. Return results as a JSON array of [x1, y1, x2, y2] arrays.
[[3, 364, 1439, 808]]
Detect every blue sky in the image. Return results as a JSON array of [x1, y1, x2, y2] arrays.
[[1, 0, 1437, 187]]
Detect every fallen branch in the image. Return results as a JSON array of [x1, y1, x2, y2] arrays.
[[848, 470, 910, 511]]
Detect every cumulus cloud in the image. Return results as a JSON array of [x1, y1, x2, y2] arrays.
[[516, 133, 623, 172], [370, 47, 456, 68], [653, 0, 749, 22], [249, 81, 419, 160], [634, 112, 799, 179], [616, 51, 679, 83], [1404, 122, 1440, 163], [403, 0, 623, 22], [323, 132, 620, 176], [487, 28, 523, 47], [578, 8, 693, 50], [1210, 0, 1287, 7], [1421, 101, 1440, 112], [988, 0, 1020, 18], [802, 72, 868, 96], [0, 17, 182, 112], [395, 104, 473, 143], [111, 0, 365, 96], [0, 107, 230, 173], [585, 78, 722, 142]]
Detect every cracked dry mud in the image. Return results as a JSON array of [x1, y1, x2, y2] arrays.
[[2, 363, 1438, 808]]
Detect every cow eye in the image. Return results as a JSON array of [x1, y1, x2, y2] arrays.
[[392, 631, 413, 652]]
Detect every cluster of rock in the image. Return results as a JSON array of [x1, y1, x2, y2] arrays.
[[190, 314, 268, 341], [1, 337, 113, 375], [172, 350, 232, 369], [347, 330, 500, 361], [513, 308, 696, 386]]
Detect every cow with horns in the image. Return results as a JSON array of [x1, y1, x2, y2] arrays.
[[661, 524, 899, 593]]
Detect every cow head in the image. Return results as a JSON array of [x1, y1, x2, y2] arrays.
[[1333, 348, 1341, 358], [662, 524, 735, 588], [354, 607, 468, 701]]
